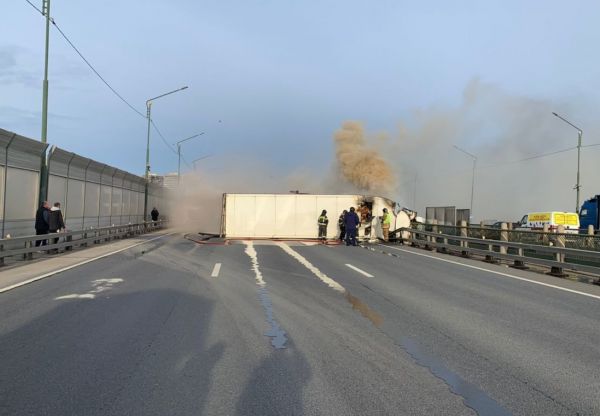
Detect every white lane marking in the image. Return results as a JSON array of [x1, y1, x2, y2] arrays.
[[55, 293, 96, 300], [244, 242, 265, 286], [278, 242, 346, 293], [380, 244, 600, 301], [54, 277, 124, 300], [0, 233, 172, 294], [244, 241, 287, 349], [345, 263, 374, 278], [211, 263, 222, 278]]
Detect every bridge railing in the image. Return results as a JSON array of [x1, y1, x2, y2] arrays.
[[0, 220, 166, 267], [399, 225, 600, 276]]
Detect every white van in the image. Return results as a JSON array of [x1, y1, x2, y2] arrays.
[[517, 212, 579, 233]]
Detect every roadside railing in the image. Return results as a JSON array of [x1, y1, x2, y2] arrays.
[[0, 221, 166, 266], [409, 223, 600, 252], [399, 224, 600, 276]]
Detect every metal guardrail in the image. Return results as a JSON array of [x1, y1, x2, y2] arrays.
[[409, 223, 600, 252], [0, 221, 166, 266], [399, 226, 600, 276]]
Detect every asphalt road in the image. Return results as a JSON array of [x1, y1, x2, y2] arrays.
[[0, 235, 598, 415]]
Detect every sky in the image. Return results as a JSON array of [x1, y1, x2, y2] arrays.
[[2, 0, 600, 220]]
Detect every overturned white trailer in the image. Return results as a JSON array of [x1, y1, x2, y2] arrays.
[[221, 193, 415, 240]]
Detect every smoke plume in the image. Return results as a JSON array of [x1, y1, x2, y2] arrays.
[[333, 121, 396, 195]]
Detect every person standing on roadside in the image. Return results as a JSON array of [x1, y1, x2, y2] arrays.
[[381, 208, 392, 242], [318, 210, 329, 242], [338, 210, 347, 242], [34, 201, 51, 247], [344, 207, 360, 246], [48, 202, 66, 251], [151, 207, 160, 223]]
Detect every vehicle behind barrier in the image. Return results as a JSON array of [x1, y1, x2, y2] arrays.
[[516, 211, 580, 233]]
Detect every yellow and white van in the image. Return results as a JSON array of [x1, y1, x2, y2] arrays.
[[517, 212, 580, 233]]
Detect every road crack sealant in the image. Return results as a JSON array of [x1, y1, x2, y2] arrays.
[[278, 242, 514, 416], [244, 241, 287, 349]]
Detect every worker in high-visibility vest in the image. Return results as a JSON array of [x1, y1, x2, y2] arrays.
[[381, 208, 392, 242], [318, 210, 329, 242]]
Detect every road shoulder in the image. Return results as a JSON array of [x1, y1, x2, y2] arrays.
[[0, 231, 172, 293]]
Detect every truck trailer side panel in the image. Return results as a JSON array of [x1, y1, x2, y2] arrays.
[[223, 193, 412, 239], [224, 194, 362, 239]]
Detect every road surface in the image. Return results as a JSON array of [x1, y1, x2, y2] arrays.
[[1, 234, 599, 415]]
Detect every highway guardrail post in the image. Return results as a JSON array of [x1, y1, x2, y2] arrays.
[[0, 243, 4, 266], [499, 223, 508, 256], [556, 225, 566, 262], [587, 225, 594, 249], [548, 225, 567, 277], [430, 220, 438, 251], [511, 247, 529, 269], [460, 220, 469, 257], [542, 224, 549, 245]]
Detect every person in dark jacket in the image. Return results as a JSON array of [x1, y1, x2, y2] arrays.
[[48, 202, 66, 250], [317, 210, 329, 242], [344, 207, 360, 246], [338, 210, 347, 242], [34, 201, 50, 247], [151, 207, 159, 222]]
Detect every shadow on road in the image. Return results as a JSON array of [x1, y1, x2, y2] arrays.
[[234, 336, 311, 416], [0, 288, 224, 416]]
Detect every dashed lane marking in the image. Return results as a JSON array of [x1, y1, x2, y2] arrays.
[[211, 263, 222, 278], [345, 263, 374, 278]]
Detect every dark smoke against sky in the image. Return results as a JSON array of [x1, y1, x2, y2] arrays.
[[333, 121, 396, 196]]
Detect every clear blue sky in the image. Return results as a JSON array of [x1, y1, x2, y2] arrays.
[[2, 0, 599, 190]]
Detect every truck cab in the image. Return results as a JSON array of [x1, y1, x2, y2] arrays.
[[579, 195, 600, 232]]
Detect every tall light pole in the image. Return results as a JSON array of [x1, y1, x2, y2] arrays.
[[453, 145, 477, 222], [144, 85, 188, 220], [175, 133, 205, 183], [41, 0, 51, 145], [552, 112, 583, 212]]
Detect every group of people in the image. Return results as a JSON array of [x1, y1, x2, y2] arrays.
[[34, 201, 66, 250], [317, 206, 393, 246]]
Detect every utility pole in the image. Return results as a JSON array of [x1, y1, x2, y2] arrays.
[[552, 112, 583, 212], [38, 0, 52, 205], [453, 145, 477, 222], [41, 0, 51, 145], [143, 86, 188, 221], [175, 133, 204, 184]]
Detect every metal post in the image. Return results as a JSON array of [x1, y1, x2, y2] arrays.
[[576, 130, 582, 212], [552, 112, 583, 212], [470, 158, 476, 221], [453, 145, 477, 222], [41, 0, 51, 145], [98, 164, 107, 228], [177, 143, 181, 184], [2, 135, 16, 239], [144, 102, 152, 222]]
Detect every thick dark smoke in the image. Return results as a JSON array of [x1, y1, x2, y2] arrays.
[[333, 121, 396, 195]]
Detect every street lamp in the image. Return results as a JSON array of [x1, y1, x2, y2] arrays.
[[552, 112, 583, 212], [41, 0, 51, 145], [175, 133, 205, 183], [144, 85, 188, 220], [453, 145, 477, 222], [192, 155, 212, 170]]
